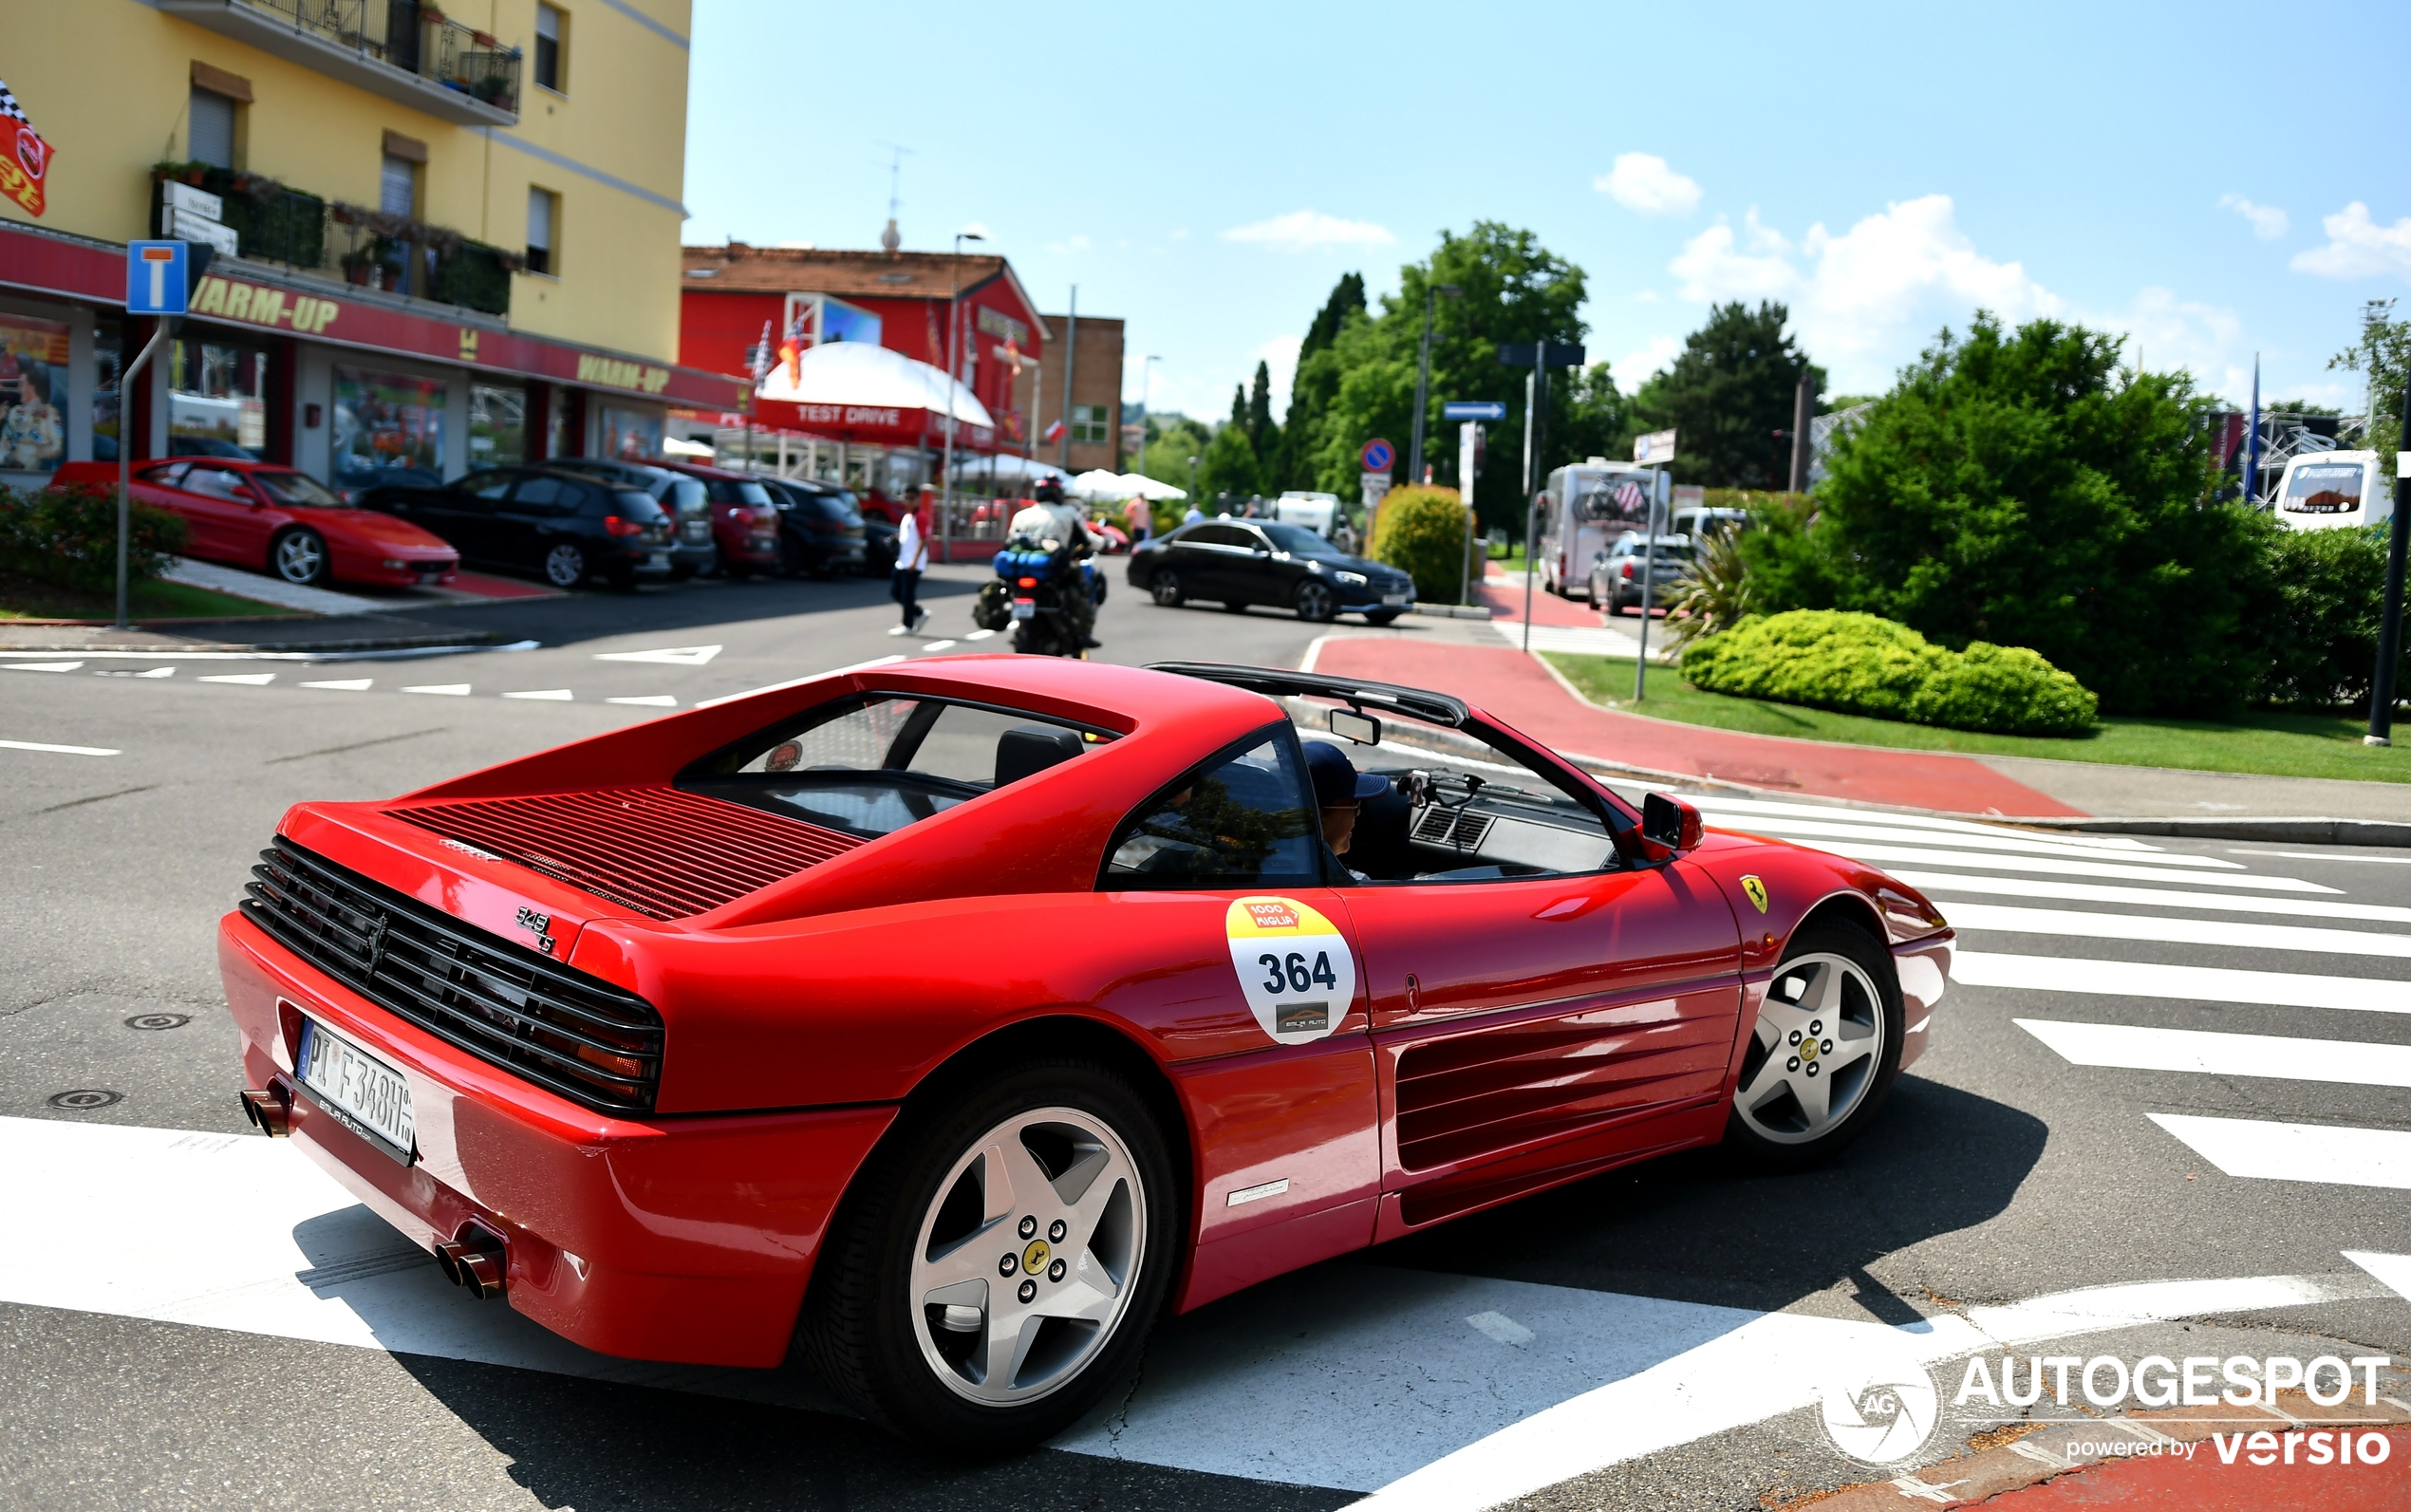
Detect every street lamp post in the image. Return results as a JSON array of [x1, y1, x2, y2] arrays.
[[941, 230, 986, 564], [1188, 454, 1201, 508], [1406, 282, 1461, 486]]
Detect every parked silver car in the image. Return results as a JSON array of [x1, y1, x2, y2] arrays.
[[1589, 532, 1694, 616]]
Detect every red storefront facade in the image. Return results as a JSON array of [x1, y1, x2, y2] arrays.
[[675, 244, 1050, 493], [0, 218, 748, 492]]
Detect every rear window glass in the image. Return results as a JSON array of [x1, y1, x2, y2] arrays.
[[683, 695, 1111, 839]]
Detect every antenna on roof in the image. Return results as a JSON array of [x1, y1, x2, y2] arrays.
[[873, 141, 913, 254]]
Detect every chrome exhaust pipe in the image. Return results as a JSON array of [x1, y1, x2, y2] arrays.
[[239, 1087, 291, 1137], [434, 1228, 508, 1300]]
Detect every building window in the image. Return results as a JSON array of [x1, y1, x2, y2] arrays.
[[526, 187, 558, 275], [1070, 403, 1112, 444], [380, 154, 418, 217], [169, 338, 271, 459], [332, 366, 446, 494], [470, 383, 527, 468], [535, 4, 566, 92], [189, 86, 237, 170], [0, 315, 71, 475]]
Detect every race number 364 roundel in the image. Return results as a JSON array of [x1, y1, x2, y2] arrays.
[[1224, 896, 1356, 1045]]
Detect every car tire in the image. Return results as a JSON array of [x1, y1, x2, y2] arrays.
[[270, 528, 331, 588], [542, 542, 588, 588], [1363, 609, 1401, 627], [1293, 580, 1338, 623], [1724, 923, 1905, 1171], [801, 1057, 1180, 1454], [1149, 569, 1185, 608], [1604, 589, 1627, 617]]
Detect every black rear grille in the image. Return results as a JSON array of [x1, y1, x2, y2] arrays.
[[241, 838, 664, 1114]]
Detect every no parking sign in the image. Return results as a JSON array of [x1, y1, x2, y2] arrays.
[[1359, 438, 1394, 474]]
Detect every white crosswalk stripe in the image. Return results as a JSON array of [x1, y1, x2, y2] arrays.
[[1895, 869, 2411, 924], [1955, 950, 2411, 1015], [1945, 900, 2411, 959], [2016, 1018, 2411, 1087], [2148, 1115, 2411, 1190], [1803, 841, 2339, 892]]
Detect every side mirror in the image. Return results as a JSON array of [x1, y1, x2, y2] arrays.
[[1635, 792, 1703, 862]]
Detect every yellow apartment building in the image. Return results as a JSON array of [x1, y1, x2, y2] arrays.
[[0, 0, 739, 490]]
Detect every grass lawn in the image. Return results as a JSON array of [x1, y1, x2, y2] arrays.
[[0, 570, 302, 622], [1543, 652, 2411, 786]]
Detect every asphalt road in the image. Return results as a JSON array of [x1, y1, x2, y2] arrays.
[[1, 566, 2406, 1509]]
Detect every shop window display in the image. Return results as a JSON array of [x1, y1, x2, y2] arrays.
[[599, 405, 661, 461], [169, 338, 270, 458], [333, 365, 445, 495], [92, 321, 122, 462], [0, 315, 70, 475], [470, 383, 527, 469]]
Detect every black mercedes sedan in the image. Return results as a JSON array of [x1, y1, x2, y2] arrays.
[[1127, 517, 1416, 623]]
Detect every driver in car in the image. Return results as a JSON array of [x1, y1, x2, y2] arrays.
[[1304, 741, 1387, 880]]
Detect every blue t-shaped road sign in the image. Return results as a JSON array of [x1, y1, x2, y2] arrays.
[[126, 241, 190, 316]]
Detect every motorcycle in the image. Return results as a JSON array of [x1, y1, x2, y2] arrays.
[[974, 539, 1094, 657]]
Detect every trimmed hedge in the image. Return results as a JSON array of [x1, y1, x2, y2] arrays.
[[0, 483, 188, 594], [1369, 485, 1469, 605], [1681, 610, 2099, 737]]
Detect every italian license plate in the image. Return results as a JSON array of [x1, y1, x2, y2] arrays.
[[418, 570, 445, 586], [294, 1017, 416, 1160], [1382, 591, 1409, 606], [646, 551, 669, 568], [1010, 598, 1037, 620]]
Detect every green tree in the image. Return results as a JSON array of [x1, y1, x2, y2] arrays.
[[1272, 273, 1367, 492], [1633, 301, 1825, 489], [1553, 364, 1634, 475], [1752, 313, 2255, 716], [1198, 420, 1260, 501], [1140, 414, 1212, 494], [2330, 298, 2408, 475], [1304, 222, 1588, 534], [1246, 360, 1278, 460]]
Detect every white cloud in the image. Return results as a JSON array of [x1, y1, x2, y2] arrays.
[[1612, 335, 1683, 393], [2291, 202, 2411, 280], [1256, 333, 1303, 412], [1047, 233, 1092, 254], [2217, 194, 2288, 240], [1219, 210, 1396, 252], [1595, 153, 1702, 217], [1668, 195, 2063, 390]]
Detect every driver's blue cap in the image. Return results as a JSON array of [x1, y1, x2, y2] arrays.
[[1303, 740, 1388, 805]]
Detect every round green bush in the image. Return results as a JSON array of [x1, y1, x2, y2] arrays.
[[1368, 485, 1470, 605], [1682, 609, 2098, 737]]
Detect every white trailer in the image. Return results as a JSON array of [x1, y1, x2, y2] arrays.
[[2272, 451, 2392, 532], [1534, 460, 1671, 600]]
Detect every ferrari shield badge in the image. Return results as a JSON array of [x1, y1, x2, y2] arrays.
[[1225, 896, 1355, 1045], [1741, 875, 1769, 914]]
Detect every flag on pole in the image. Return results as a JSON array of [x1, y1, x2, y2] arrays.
[[0, 78, 56, 218], [1042, 419, 1066, 444], [2245, 353, 2262, 506], [777, 314, 805, 386], [748, 320, 773, 383]]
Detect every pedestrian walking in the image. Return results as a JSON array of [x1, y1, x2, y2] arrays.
[[1124, 495, 1149, 546], [888, 502, 929, 635]]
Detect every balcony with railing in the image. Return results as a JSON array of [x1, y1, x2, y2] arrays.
[[154, 164, 520, 318], [159, 0, 522, 125]]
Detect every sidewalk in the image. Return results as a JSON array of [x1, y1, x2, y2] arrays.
[[1308, 635, 2085, 817]]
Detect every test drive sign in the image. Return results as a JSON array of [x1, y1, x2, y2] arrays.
[[0, 78, 55, 218]]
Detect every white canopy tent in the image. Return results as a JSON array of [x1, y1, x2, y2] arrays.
[[1116, 472, 1187, 501], [755, 341, 996, 432], [1071, 469, 1187, 502]]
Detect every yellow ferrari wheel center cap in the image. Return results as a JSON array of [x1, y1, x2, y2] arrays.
[[1023, 1239, 1051, 1276]]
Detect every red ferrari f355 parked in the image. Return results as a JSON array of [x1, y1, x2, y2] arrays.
[[222, 657, 1953, 1450]]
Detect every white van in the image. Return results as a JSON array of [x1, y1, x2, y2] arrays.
[[2273, 452, 2391, 532], [1535, 461, 1669, 600], [1274, 491, 1342, 538]]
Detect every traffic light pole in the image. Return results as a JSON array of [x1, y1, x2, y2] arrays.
[[2366, 380, 2411, 745]]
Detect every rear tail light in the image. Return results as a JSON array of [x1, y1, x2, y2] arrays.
[[1017, 576, 1037, 588], [1620, 561, 1635, 580], [602, 514, 647, 537]]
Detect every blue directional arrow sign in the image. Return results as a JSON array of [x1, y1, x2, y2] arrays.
[[126, 241, 190, 316], [1443, 401, 1506, 421]]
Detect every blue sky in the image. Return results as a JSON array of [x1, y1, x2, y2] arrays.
[[683, 0, 2411, 424]]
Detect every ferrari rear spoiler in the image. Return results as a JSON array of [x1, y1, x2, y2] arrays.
[[1148, 663, 1471, 727]]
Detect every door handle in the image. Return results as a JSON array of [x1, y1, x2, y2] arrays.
[[1404, 974, 1419, 1013]]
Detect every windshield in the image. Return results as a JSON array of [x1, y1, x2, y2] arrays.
[[252, 469, 348, 508], [1261, 523, 1341, 555], [806, 493, 862, 524], [2285, 463, 2364, 513]]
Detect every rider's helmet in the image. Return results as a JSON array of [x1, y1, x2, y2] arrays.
[[1033, 476, 1065, 504]]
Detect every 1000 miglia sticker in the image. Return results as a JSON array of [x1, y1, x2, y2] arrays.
[[1225, 896, 1356, 1045]]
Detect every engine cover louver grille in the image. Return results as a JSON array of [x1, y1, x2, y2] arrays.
[[390, 786, 862, 920], [242, 839, 664, 1113]]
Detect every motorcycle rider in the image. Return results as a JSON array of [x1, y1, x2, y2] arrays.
[[1007, 477, 1100, 648]]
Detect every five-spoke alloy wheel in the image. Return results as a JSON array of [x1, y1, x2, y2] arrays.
[[1293, 580, 1337, 623], [1149, 569, 1184, 607], [803, 1059, 1179, 1452], [271, 528, 330, 587], [1727, 924, 1903, 1168], [542, 542, 588, 588]]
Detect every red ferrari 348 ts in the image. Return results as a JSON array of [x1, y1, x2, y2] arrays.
[[221, 657, 1954, 1451]]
